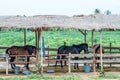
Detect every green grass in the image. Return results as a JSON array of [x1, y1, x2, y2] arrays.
[[0, 29, 120, 53], [0, 74, 82, 80], [91, 74, 120, 80], [0, 73, 120, 80]]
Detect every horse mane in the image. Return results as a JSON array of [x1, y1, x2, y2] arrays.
[[93, 44, 104, 53], [93, 44, 100, 53], [72, 43, 88, 48]]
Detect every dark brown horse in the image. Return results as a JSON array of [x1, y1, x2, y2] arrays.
[[93, 44, 104, 68], [6, 45, 38, 70]]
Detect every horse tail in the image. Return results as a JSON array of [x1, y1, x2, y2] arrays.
[[6, 48, 9, 54]]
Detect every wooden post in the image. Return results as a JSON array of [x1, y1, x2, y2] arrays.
[[35, 31, 38, 47], [6, 57, 9, 75], [38, 29, 42, 48], [91, 30, 94, 46], [48, 46, 50, 67], [110, 42, 112, 67], [100, 30, 103, 71], [68, 53, 71, 73], [24, 28, 26, 45], [92, 50, 96, 72], [84, 30, 86, 43], [40, 28, 43, 75]]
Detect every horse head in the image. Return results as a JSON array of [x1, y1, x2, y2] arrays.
[[6, 47, 11, 55]]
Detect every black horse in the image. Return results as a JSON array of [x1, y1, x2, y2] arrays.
[[55, 43, 89, 69], [6, 45, 38, 70]]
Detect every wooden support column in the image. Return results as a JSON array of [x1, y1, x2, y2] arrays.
[[37, 30, 41, 48], [91, 30, 94, 46], [40, 27, 43, 75], [24, 28, 26, 45], [35, 31, 38, 47], [84, 30, 86, 43]]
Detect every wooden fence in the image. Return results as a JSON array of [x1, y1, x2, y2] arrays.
[[43, 53, 120, 73], [0, 54, 9, 75], [9, 55, 37, 64]]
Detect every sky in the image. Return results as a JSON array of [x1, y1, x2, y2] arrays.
[[0, 0, 120, 16]]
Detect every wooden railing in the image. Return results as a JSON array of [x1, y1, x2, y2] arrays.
[[0, 54, 9, 75], [68, 53, 120, 73], [0, 46, 120, 51], [9, 55, 37, 64]]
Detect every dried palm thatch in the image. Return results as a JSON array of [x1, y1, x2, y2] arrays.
[[0, 14, 120, 30]]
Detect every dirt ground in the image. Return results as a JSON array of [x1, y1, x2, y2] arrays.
[[0, 64, 120, 80], [0, 59, 120, 80]]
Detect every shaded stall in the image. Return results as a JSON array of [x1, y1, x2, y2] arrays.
[[0, 14, 120, 74]]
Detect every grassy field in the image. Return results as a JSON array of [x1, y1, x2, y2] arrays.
[[0, 73, 120, 80], [0, 29, 120, 53]]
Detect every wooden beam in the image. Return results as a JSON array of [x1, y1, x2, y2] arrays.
[[78, 29, 86, 35], [78, 29, 87, 43]]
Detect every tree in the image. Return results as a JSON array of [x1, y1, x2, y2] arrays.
[[94, 9, 101, 14], [105, 10, 111, 15]]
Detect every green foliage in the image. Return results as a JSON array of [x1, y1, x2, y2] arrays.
[[0, 29, 120, 53], [98, 69, 105, 77], [36, 61, 42, 74]]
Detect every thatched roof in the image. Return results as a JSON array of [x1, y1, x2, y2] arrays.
[[0, 14, 120, 30]]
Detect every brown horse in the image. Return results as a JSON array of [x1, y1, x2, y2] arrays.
[[6, 45, 38, 70], [93, 44, 104, 68]]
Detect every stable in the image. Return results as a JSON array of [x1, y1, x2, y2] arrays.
[[0, 14, 120, 74]]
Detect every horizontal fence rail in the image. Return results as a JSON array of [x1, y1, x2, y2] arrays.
[[9, 55, 37, 64], [0, 46, 120, 50]]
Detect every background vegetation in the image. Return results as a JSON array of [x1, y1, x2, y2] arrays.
[[0, 28, 120, 53]]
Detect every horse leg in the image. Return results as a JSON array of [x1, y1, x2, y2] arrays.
[[10, 57, 16, 69], [60, 61, 63, 67], [63, 56, 67, 66], [77, 63, 79, 70], [96, 57, 100, 68], [26, 57, 30, 70], [55, 56, 60, 67], [55, 61, 57, 67], [74, 57, 79, 70], [64, 61, 67, 66]]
